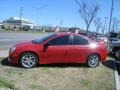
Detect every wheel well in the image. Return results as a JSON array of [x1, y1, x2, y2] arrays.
[[19, 51, 39, 64]]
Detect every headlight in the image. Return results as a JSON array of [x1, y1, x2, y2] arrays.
[[10, 46, 16, 53]]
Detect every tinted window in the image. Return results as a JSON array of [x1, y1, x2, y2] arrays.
[[73, 35, 88, 45], [49, 35, 70, 45]]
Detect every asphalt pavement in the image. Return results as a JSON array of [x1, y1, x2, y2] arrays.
[[0, 32, 49, 50], [0, 32, 50, 57]]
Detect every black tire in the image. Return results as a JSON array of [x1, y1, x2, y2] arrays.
[[87, 54, 100, 68], [20, 52, 38, 68]]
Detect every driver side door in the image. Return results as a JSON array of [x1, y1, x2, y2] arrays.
[[40, 35, 70, 64]]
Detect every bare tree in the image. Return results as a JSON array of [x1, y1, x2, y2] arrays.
[[94, 18, 102, 34], [112, 17, 119, 32], [103, 17, 109, 35], [75, 0, 99, 33]]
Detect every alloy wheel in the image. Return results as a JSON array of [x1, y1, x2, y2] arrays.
[[20, 52, 38, 68], [88, 55, 100, 68]]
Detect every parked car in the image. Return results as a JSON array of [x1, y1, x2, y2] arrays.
[[109, 41, 120, 60], [9, 33, 107, 68], [94, 34, 108, 43], [109, 37, 120, 43]]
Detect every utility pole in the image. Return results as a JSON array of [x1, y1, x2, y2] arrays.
[[107, 0, 114, 48], [19, 7, 23, 30]]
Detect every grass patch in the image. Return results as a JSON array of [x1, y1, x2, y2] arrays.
[[0, 78, 18, 90], [0, 57, 115, 90], [29, 84, 48, 90], [80, 78, 91, 86]]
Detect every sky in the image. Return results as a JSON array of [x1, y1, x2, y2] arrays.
[[0, 0, 120, 32]]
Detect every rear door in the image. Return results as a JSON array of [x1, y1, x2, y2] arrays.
[[41, 35, 71, 64], [68, 35, 90, 63]]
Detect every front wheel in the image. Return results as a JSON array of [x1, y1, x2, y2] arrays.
[[87, 54, 100, 68], [20, 52, 38, 68]]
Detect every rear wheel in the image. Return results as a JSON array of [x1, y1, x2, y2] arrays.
[[20, 52, 38, 68], [87, 54, 100, 68]]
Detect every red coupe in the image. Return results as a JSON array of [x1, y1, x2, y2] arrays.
[[9, 33, 107, 68]]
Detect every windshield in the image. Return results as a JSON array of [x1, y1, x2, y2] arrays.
[[32, 34, 56, 44]]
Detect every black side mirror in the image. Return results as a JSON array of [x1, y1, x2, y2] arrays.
[[44, 43, 50, 48]]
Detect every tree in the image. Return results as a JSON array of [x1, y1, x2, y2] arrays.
[[1, 25, 5, 29], [94, 18, 102, 34], [111, 17, 118, 32], [75, 0, 99, 33]]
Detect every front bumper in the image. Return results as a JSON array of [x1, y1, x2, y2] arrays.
[[8, 52, 19, 64]]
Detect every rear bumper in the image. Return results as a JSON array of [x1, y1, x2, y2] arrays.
[[100, 51, 108, 62]]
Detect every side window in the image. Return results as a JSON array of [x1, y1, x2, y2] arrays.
[[73, 35, 88, 45], [49, 35, 70, 45]]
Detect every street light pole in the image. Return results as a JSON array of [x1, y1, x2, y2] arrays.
[[34, 5, 47, 32]]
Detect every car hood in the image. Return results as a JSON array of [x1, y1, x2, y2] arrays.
[[15, 41, 33, 47]]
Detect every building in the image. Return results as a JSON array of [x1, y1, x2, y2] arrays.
[[3, 17, 33, 30], [0, 22, 3, 29]]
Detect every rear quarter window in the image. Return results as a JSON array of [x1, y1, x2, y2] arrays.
[[73, 35, 88, 45]]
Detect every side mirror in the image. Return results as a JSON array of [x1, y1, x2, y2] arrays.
[[43, 43, 50, 48]]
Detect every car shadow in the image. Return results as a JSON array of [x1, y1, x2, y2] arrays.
[[102, 60, 115, 70], [114, 61, 120, 75], [102, 60, 120, 75], [1, 57, 20, 68], [37, 63, 88, 68], [1, 57, 89, 68], [107, 53, 115, 58]]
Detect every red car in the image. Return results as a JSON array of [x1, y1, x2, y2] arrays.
[[8, 33, 107, 68]]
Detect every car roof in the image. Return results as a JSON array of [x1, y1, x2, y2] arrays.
[[55, 32, 83, 36], [55, 32, 91, 41]]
